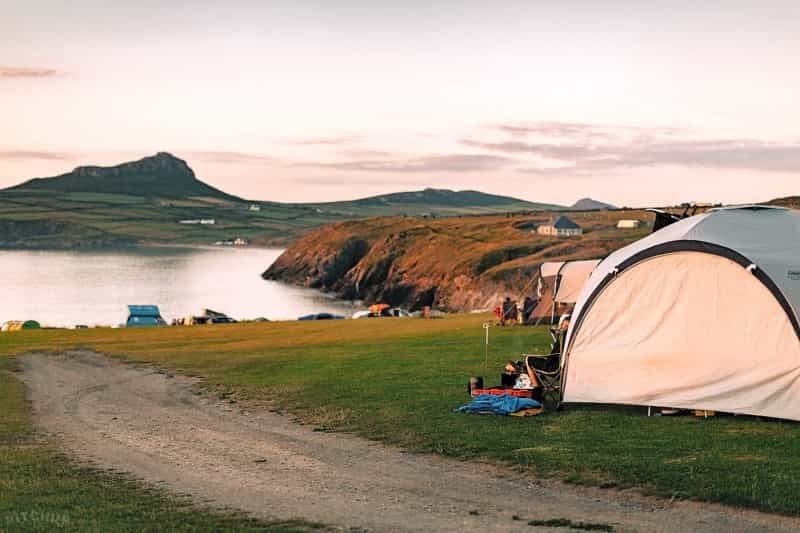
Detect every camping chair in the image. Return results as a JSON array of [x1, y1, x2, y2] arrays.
[[523, 328, 565, 408]]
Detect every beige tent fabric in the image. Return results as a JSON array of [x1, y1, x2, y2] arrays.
[[553, 259, 601, 305], [566, 207, 800, 352], [532, 260, 599, 321], [564, 252, 800, 420], [540, 261, 565, 278]]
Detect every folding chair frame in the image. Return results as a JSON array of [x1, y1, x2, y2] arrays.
[[524, 353, 562, 409]]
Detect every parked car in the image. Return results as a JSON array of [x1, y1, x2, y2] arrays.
[[298, 312, 345, 321]]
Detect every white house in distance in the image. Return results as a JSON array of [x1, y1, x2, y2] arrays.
[[616, 219, 641, 229], [536, 216, 583, 237], [178, 219, 215, 225]]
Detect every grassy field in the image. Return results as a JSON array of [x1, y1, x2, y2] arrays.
[[0, 186, 567, 249], [3, 315, 800, 519], [0, 189, 344, 248]]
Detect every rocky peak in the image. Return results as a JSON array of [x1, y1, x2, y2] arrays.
[[73, 152, 194, 180]]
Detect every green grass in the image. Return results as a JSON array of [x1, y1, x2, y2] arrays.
[[0, 186, 565, 249], [0, 357, 323, 531], [2, 315, 800, 517]]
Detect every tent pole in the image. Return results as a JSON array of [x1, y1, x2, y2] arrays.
[[482, 322, 490, 376]]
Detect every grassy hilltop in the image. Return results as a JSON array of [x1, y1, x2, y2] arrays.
[[3, 317, 800, 519], [306, 188, 562, 217]]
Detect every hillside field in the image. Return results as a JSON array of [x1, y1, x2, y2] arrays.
[[0, 188, 343, 248], [3, 316, 800, 517], [0, 151, 568, 249], [265, 209, 655, 311], [0, 189, 568, 249]]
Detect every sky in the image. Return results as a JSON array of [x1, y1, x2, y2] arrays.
[[1, 0, 799, 206]]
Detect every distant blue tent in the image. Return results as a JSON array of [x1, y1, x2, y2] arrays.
[[126, 305, 166, 327]]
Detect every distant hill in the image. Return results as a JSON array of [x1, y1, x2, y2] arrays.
[[309, 188, 563, 217], [768, 196, 800, 209], [571, 197, 617, 210], [0, 153, 568, 249], [5, 152, 242, 201]]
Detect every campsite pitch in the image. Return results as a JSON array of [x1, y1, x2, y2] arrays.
[[4, 316, 800, 530], [17, 351, 800, 532]]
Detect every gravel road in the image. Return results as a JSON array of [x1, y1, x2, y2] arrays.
[[19, 351, 800, 532]]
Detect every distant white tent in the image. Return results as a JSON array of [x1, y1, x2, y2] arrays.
[[531, 259, 601, 323], [562, 206, 800, 421]]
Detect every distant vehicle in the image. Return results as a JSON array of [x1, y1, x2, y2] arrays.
[[202, 308, 236, 323], [352, 307, 412, 319], [174, 308, 236, 326], [297, 312, 345, 321], [126, 305, 167, 327]]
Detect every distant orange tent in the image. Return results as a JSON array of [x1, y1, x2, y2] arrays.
[[369, 303, 390, 314]]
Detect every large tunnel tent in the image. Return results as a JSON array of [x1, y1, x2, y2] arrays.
[[562, 206, 800, 421], [531, 259, 601, 323]]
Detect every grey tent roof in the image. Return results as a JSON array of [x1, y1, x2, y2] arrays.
[[566, 205, 800, 350], [552, 216, 582, 230]]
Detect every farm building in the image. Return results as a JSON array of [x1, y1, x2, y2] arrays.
[[616, 219, 641, 229], [536, 216, 583, 237], [178, 219, 215, 225]]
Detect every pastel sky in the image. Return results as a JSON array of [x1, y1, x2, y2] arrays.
[[2, 0, 799, 206]]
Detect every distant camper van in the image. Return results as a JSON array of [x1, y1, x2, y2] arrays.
[[126, 305, 167, 327]]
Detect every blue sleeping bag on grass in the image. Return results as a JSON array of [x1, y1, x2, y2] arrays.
[[454, 394, 541, 415]]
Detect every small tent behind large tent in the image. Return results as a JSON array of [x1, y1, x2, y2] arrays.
[[531, 259, 601, 323], [562, 206, 800, 421]]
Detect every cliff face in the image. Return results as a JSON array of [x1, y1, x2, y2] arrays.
[[264, 211, 649, 312]]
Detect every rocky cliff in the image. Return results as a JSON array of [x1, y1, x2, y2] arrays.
[[264, 211, 649, 312]]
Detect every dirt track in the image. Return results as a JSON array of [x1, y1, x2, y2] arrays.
[[20, 351, 800, 532]]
